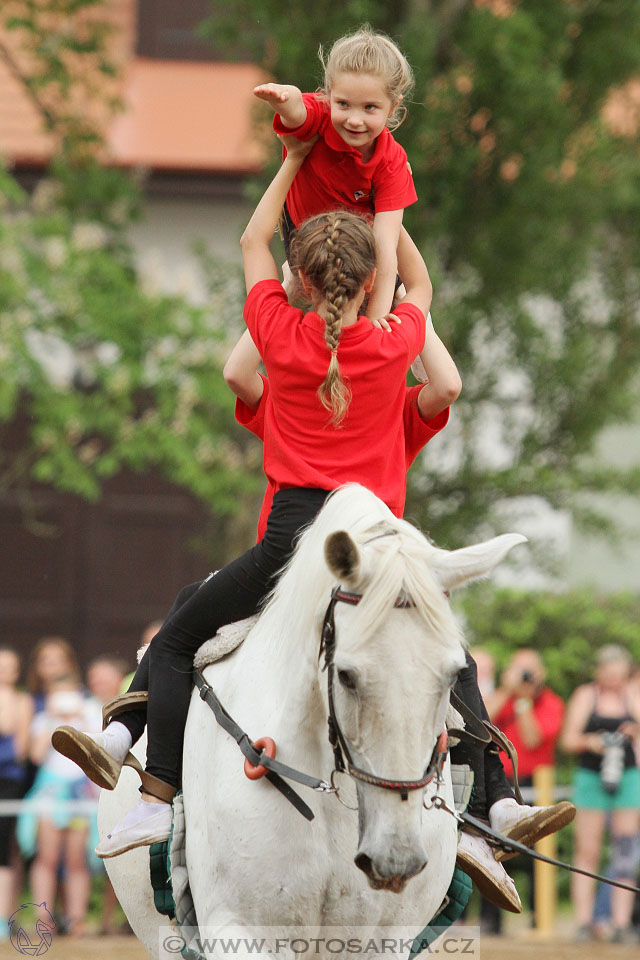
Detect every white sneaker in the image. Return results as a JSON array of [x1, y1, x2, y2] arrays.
[[95, 799, 172, 858], [456, 831, 522, 913], [489, 798, 576, 862], [52, 723, 132, 790]]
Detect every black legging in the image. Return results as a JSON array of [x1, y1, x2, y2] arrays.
[[450, 652, 514, 818], [118, 488, 330, 787]]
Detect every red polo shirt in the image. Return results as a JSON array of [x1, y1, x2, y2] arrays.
[[493, 688, 565, 780], [237, 377, 449, 541], [273, 93, 417, 225], [243, 279, 426, 518]]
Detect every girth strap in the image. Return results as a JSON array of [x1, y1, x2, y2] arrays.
[[461, 811, 640, 894], [193, 670, 322, 821]]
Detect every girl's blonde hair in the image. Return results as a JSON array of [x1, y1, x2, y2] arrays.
[[290, 211, 376, 426], [320, 24, 414, 130]]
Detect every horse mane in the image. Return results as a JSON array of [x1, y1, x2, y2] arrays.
[[255, 484, 465, 661]]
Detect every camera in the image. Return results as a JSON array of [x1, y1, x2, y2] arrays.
[[600, 731, 626, 794], [520, 670, 534, 684]]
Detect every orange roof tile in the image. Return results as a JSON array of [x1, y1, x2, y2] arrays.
[[0, 0, 267, 175], [108, 59, 266, 173]]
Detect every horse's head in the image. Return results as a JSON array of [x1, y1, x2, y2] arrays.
[[320, 509, 525, 894]]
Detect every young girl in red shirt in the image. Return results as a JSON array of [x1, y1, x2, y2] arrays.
[[254, 24, 419, 323]]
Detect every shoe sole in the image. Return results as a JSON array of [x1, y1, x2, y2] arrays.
[[51, 726, 121, 791], [456, 849, 522, 913], [494, 801, 576, 862], [95, 829, 170, 859]]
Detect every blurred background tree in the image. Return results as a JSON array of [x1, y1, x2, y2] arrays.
[[205, 0, 640, 556], [0, 0, 258, 518], [3, 0, 640, 580]]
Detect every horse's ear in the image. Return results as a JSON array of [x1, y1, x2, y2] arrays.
[[325, 531, 361, 582], [432, 533, 527, 593]]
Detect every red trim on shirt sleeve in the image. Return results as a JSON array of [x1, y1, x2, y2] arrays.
[[273, 93, 326, 141]]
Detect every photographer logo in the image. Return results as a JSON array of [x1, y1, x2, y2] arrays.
[[9, 902, 56, 956]]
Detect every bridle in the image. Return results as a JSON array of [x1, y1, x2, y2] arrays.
[[194, 581, 449, 820], [320, 586, 448, 802]]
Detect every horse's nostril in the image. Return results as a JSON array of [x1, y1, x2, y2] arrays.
[[354, 852, 373, 875]]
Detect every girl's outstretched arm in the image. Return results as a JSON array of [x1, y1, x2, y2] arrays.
[[253, 83, 307, 128], [240, 135, 315, 293]]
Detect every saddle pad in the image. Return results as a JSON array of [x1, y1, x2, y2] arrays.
[[136, 615, 259, 673]]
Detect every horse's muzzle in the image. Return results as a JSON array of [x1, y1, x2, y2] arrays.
[[354, 851, 427, 893]]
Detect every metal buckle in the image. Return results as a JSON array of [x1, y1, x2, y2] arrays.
[[330, 770, 359, 810], [314, 780, 338, 795]]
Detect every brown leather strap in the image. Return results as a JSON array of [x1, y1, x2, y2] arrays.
[[102, 691, 148, 730], [120, 751, 177, 803], [483, 721, 524, 804]]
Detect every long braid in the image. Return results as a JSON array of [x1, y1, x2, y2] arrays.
[[319, 216, 352, 425], [290, 210, 376, 427]]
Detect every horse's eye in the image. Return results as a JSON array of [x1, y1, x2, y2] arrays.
[[337, 669, 357, 691]]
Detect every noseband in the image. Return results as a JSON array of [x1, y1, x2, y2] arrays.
[[320, 586, 447, 802]]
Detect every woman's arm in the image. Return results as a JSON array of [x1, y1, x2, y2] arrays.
[[561, 685, 602, 754], [223, 331, 264, 409], [240, 136, 315, 293], [14, 692, 34, 762], [416, 327, 462, 420]]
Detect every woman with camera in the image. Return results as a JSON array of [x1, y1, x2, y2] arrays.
[[562, 644, 640, 943]]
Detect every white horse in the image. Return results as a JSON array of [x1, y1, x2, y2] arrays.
[[99, 484, 525, 959]]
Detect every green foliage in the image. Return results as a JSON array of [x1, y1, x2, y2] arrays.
[[0, 2, 262, 518], [457, 584, 640, 701], [206, 0, 640, 558]]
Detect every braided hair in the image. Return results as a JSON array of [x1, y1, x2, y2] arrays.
[[290, 211, 376, 426]]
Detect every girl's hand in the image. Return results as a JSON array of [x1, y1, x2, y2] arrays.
[[370, 313, 402, 332], [277, 133, 317, 162], [254, 83, 300, 106]]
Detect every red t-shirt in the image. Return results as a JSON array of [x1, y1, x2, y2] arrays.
[[273, 93, 417, 226], [243, 279, 426, 518], [237, 376, 449, 540], [493, 688, 565, 780]]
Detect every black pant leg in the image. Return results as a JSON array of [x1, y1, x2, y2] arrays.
[[145, 490, 328, 788], [117, 581, 203, 745]]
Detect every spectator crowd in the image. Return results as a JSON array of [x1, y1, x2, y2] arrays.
[[0, 631, 638, 941]]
